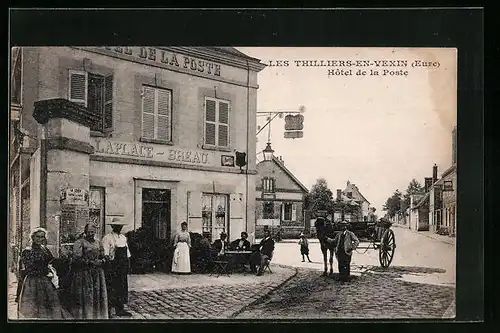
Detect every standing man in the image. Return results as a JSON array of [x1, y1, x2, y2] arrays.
[[102, 218, 132, 317], [329, 221, 360, 282], [250, 229, 275, 276]]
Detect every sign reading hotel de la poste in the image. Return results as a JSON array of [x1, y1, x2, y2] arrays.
[[100, 46, 222, 77], [91, 138, 214, 166]]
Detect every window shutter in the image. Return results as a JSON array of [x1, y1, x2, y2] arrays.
[[272, 178, 276, 192], [218, 101, 229, 147], [68, 70, 87, 106], [104, 75, 113, 130], [292, 203, 297, 222], [157, 89, 171, 141], [142, 86, 155, 139], [281, 203, 285, 221], [205, 99, 216, 145]]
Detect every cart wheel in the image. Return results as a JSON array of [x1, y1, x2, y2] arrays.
[[379, 229, 396, 268]]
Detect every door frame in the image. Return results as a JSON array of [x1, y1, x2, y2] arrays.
[[134, 179, 179, 241]]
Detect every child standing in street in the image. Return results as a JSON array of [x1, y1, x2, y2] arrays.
[[298, 233, 312, 262]]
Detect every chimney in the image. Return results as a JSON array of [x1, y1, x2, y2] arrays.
[[432, 164, 438, 184], [424, 177, 433, 192], [336, 189, 342, 201]]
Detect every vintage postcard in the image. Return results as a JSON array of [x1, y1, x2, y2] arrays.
[[8, 46, 456, 320]]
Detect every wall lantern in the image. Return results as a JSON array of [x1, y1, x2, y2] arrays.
[[263, 142, 275, 161]]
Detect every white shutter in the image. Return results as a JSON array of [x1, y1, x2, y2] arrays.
[[68, 70, 87, 106], [218, 101, 229, 147], [281, 203, 285, 221], [205, 99, 216, 145], [292, 203, 297, 222], [142, 86, 155, 139], [157, 89, 171, 141], [187, 191, 204, 235]]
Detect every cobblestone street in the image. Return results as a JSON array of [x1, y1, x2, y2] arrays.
[[124, 281, 285, 319], [236, 268, 455, 319]]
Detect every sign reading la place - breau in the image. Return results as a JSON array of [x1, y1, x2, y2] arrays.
[[91, 138, 214, 166]]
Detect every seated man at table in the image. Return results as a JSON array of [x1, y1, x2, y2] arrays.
[[229, 232, 251, 251], [212, 232, 228, 258], [250, 229, 275, 276]]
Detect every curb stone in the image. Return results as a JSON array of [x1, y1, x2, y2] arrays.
[[228, 265, 298, 319]]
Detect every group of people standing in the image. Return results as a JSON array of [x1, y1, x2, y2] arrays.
[[15, 218, 132, 320]]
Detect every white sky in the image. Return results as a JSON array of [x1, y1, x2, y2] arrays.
[[237, 47, 457, 213]]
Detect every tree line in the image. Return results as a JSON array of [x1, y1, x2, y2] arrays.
[[382, 179, 424, 218]]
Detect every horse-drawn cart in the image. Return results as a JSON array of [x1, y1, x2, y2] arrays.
[[350, 219, 396, 268], [314, 212, 396, 274]]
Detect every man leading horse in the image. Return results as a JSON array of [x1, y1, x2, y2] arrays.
[[315, 217, 360, 280]]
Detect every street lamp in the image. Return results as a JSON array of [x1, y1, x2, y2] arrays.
[[262, 142, 274, 161]]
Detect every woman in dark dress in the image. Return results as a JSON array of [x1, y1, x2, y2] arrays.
[[16, 227, 71, 319], [69, 224, 109, 319]]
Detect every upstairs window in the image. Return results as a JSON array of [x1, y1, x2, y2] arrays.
[[141, 85, 172, 142], [204, 97, 230, 148], [69, 70, 113, 132], [262, 177, 276, 193]]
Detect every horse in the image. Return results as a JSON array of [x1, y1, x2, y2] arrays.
[[314, 217, 338, 276]]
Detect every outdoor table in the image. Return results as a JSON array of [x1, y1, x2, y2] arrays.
[[224, 250, 254, 275]]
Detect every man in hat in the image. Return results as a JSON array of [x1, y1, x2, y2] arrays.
[[250, 228, 275, 276], [212, 232, 228, 257], [328, 221, 359, 282], [102, 218, 132, 317]]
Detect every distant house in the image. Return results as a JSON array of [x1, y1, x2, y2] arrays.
[[409, 193, 430, 231], [332, 181, 371, 222], [255, 156, 309, 238]]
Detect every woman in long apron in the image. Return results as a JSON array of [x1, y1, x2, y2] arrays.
[[102, 218, 132, 317], [171, 222, 191, 274]]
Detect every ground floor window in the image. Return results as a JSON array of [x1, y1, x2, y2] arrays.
[[89, 187, 105, 241], [281, 202, 297, 222], [202, 194, 228, 242], [262, 202, 274, 219]]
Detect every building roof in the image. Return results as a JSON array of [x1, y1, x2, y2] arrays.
[[412, 192, 430, 209], [208, 47, 259, 60], [257, 156, 309, 193], [344, 182, 370, 204]]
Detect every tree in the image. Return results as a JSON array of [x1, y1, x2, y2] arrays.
[[402, 179, 424, 210], [382, 189, 403, 218], [304, 178, 334, 213]]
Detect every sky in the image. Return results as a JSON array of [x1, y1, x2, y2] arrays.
[[236, 47, 457, 213]]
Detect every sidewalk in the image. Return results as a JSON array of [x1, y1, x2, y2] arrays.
[[8, 265, 297, 320], [392, 223, 455, 246]]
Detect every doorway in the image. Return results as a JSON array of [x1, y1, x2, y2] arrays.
[[142, 188, 171, 240]]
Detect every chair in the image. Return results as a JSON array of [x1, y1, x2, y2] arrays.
[[261, 251, 274, 274], [210, 254, 231, 278]]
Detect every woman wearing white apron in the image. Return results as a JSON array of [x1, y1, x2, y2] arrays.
[[171, 222, 191, 274]]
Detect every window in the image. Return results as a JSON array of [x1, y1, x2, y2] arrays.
[[282, 203, 297, 222], [69, 70, 113, 132], [262, 177, 276, 193], [202, 194, 228, 242], [263, 202, 274, 219], [204, 97, 230, 148], [142, 85, 172, 142], [89, 187, 105, 240], [346, 192, 353, 198]]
